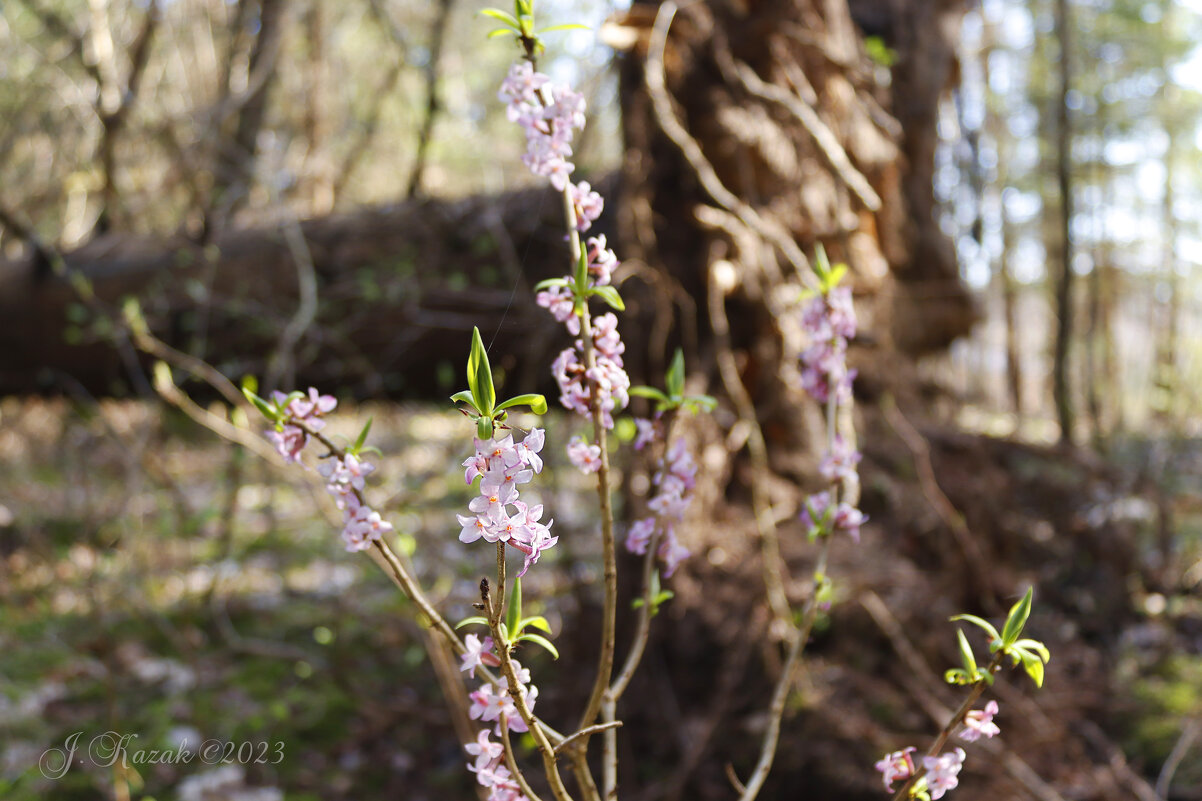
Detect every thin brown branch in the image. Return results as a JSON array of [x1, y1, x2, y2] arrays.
[[706, 253, 791, 625], [554, 721, 623, 755], [501, 716, 546, 801], [735, 536, 832, 801], [562, 176, 618, 745], [264, 219, 320, 390]]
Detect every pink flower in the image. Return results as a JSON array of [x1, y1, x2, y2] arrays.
[[289, 387, 337, 419], [517, 428, 545, 473], [321, 454, 375, 501], [625, 517, 656, 554], [819, 435, 862, 483], [509, 512, 558, 577], [658, 527, 689, 577], [267, 425, 307, 463], [960, 700, 1000, 742], [833, 503, 867, 542], [460, 634, 501, 679], [536, 284, 580, 334], [922, 748, 966, 799], [801, 490, 832, 533], [633, 418, 658, 451], [571, 181, 604, 232], [457, 513, 493, 544], [341, 505, 393, 552], [585, 236, 619, 286], [464, 728, 504, 772], [874, 747, 917, 791], [469, 483, 518, 522], [567, 435, 602, 474], [798, 286, 858, 404]]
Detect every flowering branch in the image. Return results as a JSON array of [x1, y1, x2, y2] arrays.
[[886, 653, 1003, 801], [482, 580, 574, 801], [878, 588, 1051, 800], [497, 44, 626, 747]]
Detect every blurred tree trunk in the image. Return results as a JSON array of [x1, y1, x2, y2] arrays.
[[1000, 198, 1024, 417], [982, 7, 1023, 417], [1153, 107, 1180, 426], [1052, 0, 1076, 445]]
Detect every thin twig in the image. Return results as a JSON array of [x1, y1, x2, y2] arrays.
[[880, 394, 997, 611], [888, 653, 1005, 801], [1156, 716, 1201, 800], [706, 254, 792, 626], [406, 0, 455, 198], [735, 536, 832, 801], [554, 721, 623, 755], [501, 715, 547, 801], [265, 219, 320, 390]]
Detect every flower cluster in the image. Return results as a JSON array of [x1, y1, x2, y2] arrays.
[[468, 666, 537, 735], [261, 387, 394, 553], [799, 287, 866, 542], [625, 436, 696, 577], [800, 490, 866, 543], [462, 635, 540, 800], [799, 286, 857, 404], [464, 728, 528, 801], [875, 747, 916, 793], [457, 429, 558, 576], [318, 453, 394, 552], [548, 312, 630, 430], [507, 57, 631, 445], [874, 703, 997, 798], [498, 60, 587, 195], [266, 387, 336, 462]]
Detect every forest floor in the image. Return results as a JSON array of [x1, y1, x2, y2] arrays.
[[0, 397, 1200, 801]]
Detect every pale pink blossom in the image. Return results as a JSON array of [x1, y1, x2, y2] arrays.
[[571, 181, 604, 232], [585, 236, 619, 286], [464, 728, 504, 772], [633, 418, 658, 451], [923, 748, 966, 799], [516, 428, 545, 473], [457, 513, 492, 544], [567, 435, 602, 474], [460, 634, 501, 679], [268, 425, 307, 463], [960, 700, 1000, 742], [625, 517, 656, 555], [874, 747, 917, 792], [341, 505, 392, 552], [288, 387, 337, 419], [819, 435, 862, 483], [658, 528, 689, 577]]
